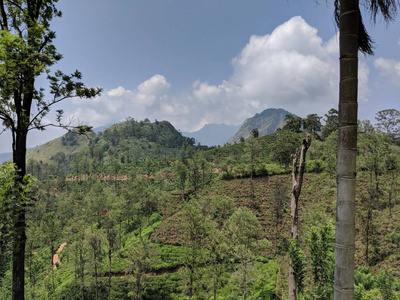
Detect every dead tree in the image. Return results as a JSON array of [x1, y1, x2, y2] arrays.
[[288, 134, 311, 300]]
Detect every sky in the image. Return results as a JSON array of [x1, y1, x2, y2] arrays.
[[2, 0, 400, 153]]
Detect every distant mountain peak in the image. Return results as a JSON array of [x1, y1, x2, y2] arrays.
[[229, 108, 296, 143]]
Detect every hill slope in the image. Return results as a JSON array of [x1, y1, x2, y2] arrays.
[[229, 108, 296, 143]]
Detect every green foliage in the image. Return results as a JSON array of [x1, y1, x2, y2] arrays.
[[355, 267, 375, 292], [270, 130, 303, 167], [248, 261, 280, 300], [283, 114, 303, 133], [308, 224, 334, 299], [321, 108, 338, 140], [303, 114, 322, 135], [289, 241, 305, 294], [358, 132, 391, 176], [225, 208, 266, 299], [0, 163, 36, 277], [377, 269, 395, 300], [375, 109, 400, 141], [321, 130, 338, 176]]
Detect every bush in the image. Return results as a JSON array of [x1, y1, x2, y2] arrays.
[[265, 164, 286, 176], [306, 159, 327, 173]]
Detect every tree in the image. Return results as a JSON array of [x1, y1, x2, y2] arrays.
[[271, 130, 302, 168], [127, 239, 158, 300], [270, 178, 288, 255], [41, 212, 60, 292], [358, 132, 390, 207], [333, 1, 399, 299], [251, 128, 259, 138], [87, 231, 103, 300], [200, 195, 234, 299], [309, 225, 334, 299], [321, 108, 338, 140], [289, 134, 311, 300], [283, 114, 303, 133], [375, 109, 400, 141], [322, 130, 338, 177], [104, 215, 117, 300], [303, 114, 322, 136], [0, 2, 101, 298], [246, 135, 262, 202], [385, 151, 400, 215], [224, 207, 265, 300], [377, 269, 395, 300], [358, 119, 375, 134], [289, 241, 305, 297], [178, 201, 211, 299], [174, 161, 188, 201]]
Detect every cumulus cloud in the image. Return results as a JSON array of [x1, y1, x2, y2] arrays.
[[68, 74, 172, 127], [184, 16, 342, 128], [66, 17, 370, 132]]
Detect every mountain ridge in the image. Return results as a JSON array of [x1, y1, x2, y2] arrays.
[[229, 108, 297, 143]]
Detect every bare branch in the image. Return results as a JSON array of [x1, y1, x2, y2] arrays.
[[0, 0, 8, 30], [28, 95, 70, 128]]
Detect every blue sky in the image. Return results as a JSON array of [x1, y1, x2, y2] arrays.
[[3, 0, 400, 152]]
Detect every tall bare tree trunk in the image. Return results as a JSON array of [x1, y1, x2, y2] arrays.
[[289, 134, 311, 300], [334, 1, 359, 299], [12, 128, 28, 300]]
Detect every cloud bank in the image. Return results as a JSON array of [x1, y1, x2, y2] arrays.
[[68, 16, 371, 132]]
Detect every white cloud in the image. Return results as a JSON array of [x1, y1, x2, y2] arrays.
[[324, 33, 339, 55], [183, 16, 342, 128], [68, 74, 172, 127], [374, 57, 400, 87], [107, 86, 127, 97], [65, 17, 370, 132]]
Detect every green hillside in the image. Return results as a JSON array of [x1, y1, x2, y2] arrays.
[[25, 119, 195, 177], [1, 113, 400, 300]]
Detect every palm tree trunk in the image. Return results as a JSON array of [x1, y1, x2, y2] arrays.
[[334, 1, 359, 299]]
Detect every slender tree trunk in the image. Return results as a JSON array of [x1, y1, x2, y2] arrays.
[[365, 208, 371, 265], [334, 1, 359, 299], [51, 244, 55, 291], [243, 260, 248, 300], [213, 270, 217, 300], [94, 260, 98, 300], [389, 173, 394, 216], [12, 130, 28, 300], [80, 247, 85, 300], [108, 247, 112, 300], [289, 134, 311, 300]]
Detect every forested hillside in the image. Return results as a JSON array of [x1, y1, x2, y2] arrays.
[[1, 110, 399, 300]]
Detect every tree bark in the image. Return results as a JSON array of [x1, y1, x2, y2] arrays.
[[334, 1, 359, 299], [289, 134, 311, 300], [12, 128, 28, 300]]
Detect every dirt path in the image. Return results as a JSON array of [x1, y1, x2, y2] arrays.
[[53, 242, 67, 270]]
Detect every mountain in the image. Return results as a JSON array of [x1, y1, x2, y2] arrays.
[[229, 108, 296, 143], [182, 123, 241, 146]]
